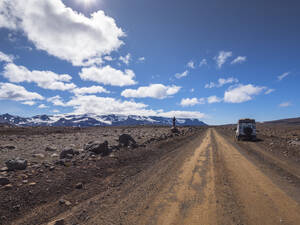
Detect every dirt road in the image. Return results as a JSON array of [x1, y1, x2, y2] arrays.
[[7, 128, 300, 225]]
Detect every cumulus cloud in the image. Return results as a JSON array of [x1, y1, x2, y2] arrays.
[[119, 53, 131, 65], [72, 86, 109, 95], [187, 60, 195, 69], [121, 84, 181, 99], [224, 84, 265, 103], [265, 89, 275, 94], [0, 0, 124, 66], [103, 56, 113, 61], [158, 111, 205, 119], [278, 72, 289, 81], [205, 77, 238, 88], [79, 65, 137, 86], [180, 98, 205, 106], [138, 57, 145, 62], [38, 104, 48, 109], [231, 56, 247, 64], [207, 95, 222, 104], [0, 82, 44, 101], [175, 70, 188, 79], [279, 101, 291, 107], [50, 94, 206, 119], [22, 100, 35, 106], [199, 59, 207, 67], [0, 51, 14, 63], [214, 51, 232, 68], [47, 95, 66, 106], [3, 63, 76, 91]]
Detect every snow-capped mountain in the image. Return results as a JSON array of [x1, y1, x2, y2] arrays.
[[0, 113, 207, 127]]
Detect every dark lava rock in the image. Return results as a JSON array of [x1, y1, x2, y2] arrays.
[[84, 141, 109, 156], [0, 177, 10, 186], [171, 127, 180, 134], [54, 219, 65, 225], [60, 148, 79, 159], [118, 134, 137, 147], [75, 182, 83, 189], [45, 146, 57, 152], [5, 158, 27, 171]]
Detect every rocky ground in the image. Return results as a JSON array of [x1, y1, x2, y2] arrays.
[[218, 123, 300, 163], [0, 125, 203, 225]]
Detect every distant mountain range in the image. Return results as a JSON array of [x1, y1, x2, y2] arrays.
[[263, 117, 300, 126], [0, 113, 207, 127]]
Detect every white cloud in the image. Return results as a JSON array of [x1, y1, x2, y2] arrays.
[[72, 86, 109, 95], [0, 82, 44, 101], [138, 57, 145, 62], [279, 102, 291, 107], [207, 95, 222, 104], [205, 77, 238, 88], [199, 59, 207, 67], [180, 97, 205, 106], [79, 65, 137, 86], [214, 51, 232, 68], [119, 53, 131, 65], [0, 0, 124, 66], [57, 94, 206, 119], [0, 51, 14, 63], [22, 100, 35, 106], [47, 95, 66, 106], [190, 88, 194, 92], [231, 56, 247, 64], [121, 84, 181, 99], [103, 56, 113, 61], [53, 109, 60, 113], [224, 84, 266, 103], [265, 89, 275, 94], [175, 70, 188, 79], [278, 72, 289, 81], [38, 104, 48, 109], [187, 60, 195, 69], [3, 63, 76, 91], [158, 111, 206, 119]]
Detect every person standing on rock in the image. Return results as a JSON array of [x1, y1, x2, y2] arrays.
[[173, 116, 176, 127]]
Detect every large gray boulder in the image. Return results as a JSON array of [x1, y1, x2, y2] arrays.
[[84, 141, 109, 155], [118, 134, 137, 147], [5, 158, 27, 171], [0, 177, 10, 186]]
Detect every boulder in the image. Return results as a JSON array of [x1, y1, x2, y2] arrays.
[[84, 141, 109, 155], [0, 177, 10, 186], [5, 158, 27, 171], [60, 148, 79, 159], [118, 134, 137, 147]]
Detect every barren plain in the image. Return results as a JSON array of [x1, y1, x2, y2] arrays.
[[0, 124, 300, 225]]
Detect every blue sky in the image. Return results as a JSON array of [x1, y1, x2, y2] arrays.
[[0, 0, 299, 125]]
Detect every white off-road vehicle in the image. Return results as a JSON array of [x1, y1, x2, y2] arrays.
[[236, 118, 256, 141]]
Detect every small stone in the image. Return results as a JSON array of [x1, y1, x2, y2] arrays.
[[53, 219, 65, 225], [59, 199, 71, 206], [49, 166, 55, 171], [51, 153, 59, 158], [3, 184, 13, 190], [22, 180, 28, 184], [32, 153, 45, 159], [28, 182, 36, 186], [5, 158, 27, 171], [75, 182, 83, 189], [0, 167, 8, 172], [45, 146, 57, 152]]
